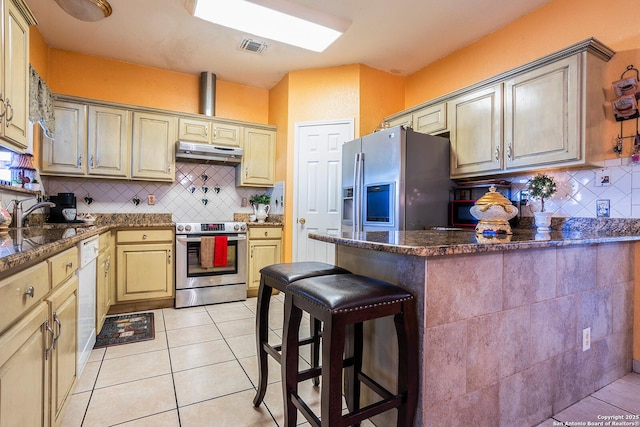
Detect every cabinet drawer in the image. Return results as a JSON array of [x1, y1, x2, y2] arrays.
[[49, 247, 78, 287], [248, 227, 282, 239], [0, 262, 49, 334], [98, 232, 111, 252], [117, 229, 173, 243]]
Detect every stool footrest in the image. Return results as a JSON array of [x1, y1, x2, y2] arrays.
[[296, 366, 321, 382], [291, 392, 321, 427], [342, 395, 403, 426], [358, 371, 395, 401]]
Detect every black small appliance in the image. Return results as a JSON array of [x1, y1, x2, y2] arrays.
[[48, 192, 80, 223]]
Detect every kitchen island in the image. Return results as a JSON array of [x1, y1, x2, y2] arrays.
[[309, 221, 639, 427]]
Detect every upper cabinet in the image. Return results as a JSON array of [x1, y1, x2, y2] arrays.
[[386, 39, 615, 179], [449, 85, 503, 177], [236, 127, 275, 187], [0, 0, 35, 152], [39, 95, 277, 185], [41, 102, 132, 179], [386, 103, 447, 135], [131, 112, 176, 182], [178, 117, 242, 147]]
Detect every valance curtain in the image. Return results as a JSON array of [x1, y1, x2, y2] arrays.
[[29, 64, 55, 138]]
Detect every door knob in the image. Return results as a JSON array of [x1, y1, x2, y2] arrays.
[[299, 218, 306, 225]]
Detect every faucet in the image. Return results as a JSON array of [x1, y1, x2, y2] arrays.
[[10, 198, 56, 228]]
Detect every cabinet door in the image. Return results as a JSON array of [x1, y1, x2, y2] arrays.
[[504, 56, 579, 169], [88, 105, 131, 178], [211, 122, 241, 147], [449, 84, 503, 177], [0, 302, 48, 427], [47, 275, 78, 427], [96, 250, 111, 333], [386, 113, 413, 129], [414, 103, 447, 134], [247, 239, 281, 294], [116, 243, 174, 302], [178, 117, 210, 143], [131, 112, 176, 181], [237, 128, 275, 187], [41, 102, 88, 176], [1, 0, 31, 150]]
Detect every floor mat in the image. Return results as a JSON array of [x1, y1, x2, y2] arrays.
[[94, 312, 155, 348]]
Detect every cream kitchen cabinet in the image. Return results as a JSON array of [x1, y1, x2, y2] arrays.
[[41, 102, 131, 179], [386, 103, 447, 135], [503, 54, 590, 171], [246, 226, 282, 297], [0, 0, 35, 152], [178, 117, 242, 147], [96, 231, 113, 333], [87, 105, 131, 178], [46, 274, 78, 427], [116, 229, 174, 302], [236, 127, 275, 187], [449, 84, 504, 177], [0, 301, 48, 427], [0, 245, 79, 427], [131, 112, 176, 182]]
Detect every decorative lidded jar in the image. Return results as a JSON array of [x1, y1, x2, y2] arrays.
[[469, 186, 518, 234]]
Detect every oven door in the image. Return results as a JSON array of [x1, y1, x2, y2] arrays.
[[175, 234, 247, 290]]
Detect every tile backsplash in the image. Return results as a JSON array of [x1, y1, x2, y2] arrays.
[[41, 162, 266, 222], [506, 157, 639, 218]]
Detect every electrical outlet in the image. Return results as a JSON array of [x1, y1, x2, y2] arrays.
[[147, 194, 155, 205], [520, 189, 529, 206], [582, 327, 591, 351]]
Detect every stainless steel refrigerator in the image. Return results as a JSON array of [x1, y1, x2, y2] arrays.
[[342, 125, 452, 233]]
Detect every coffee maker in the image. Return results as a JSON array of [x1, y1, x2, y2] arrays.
[[48, 192, 78, 223]]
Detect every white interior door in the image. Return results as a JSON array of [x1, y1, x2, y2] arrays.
[[293, 119, 354, 263]]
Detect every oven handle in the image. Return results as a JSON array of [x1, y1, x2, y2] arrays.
[[176, 235, 246, 243]]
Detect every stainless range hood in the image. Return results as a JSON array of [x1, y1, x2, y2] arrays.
[[175, 141, 242, 165]]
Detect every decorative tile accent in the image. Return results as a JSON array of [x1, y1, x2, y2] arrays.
[[41, 162, 261, 222]]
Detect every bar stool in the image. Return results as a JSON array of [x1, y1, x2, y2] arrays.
[[253, 262, 351, 407], [282, 274, 418, 427]]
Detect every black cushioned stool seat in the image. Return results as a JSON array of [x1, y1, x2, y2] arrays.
[[253, 262, 351, 406], [282, 274, 418, 427]]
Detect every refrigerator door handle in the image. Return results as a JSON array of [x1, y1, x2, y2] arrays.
[[353, 152, 364, 232]]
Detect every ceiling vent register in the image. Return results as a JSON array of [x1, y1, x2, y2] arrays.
[[238, 38, 268, 54]]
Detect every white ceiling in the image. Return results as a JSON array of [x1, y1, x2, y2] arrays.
[[24, 0, 551, 90]]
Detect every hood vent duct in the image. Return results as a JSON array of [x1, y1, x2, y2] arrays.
[[199, 72, 216, 116]]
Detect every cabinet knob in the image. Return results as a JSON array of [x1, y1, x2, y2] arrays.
[[66, 261, 73, 269], [5, 98, 13, 125], [506, 144, 512, 161], [494, 146, 500, 162], [0, 92, 5, 119], [142, 234, 148, 240], [23, 286, 35, 298], [298, 218, 306, 225]]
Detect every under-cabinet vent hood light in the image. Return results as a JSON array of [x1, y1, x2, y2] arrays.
[[176, 141, 243, 165], [239, 38, 268, 54]]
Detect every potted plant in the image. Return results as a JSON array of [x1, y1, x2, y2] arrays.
[[250, 193, 271, 223], [527, 173, 557, 231]]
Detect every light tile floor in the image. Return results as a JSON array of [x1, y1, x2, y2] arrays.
[[61, 295, 640, 427]]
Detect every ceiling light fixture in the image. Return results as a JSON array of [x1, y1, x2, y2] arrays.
[[54, 0, 112, 21], [185, 0, 351, 52]]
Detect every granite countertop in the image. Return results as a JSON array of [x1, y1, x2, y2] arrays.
[[309, 218, 640, 257], [0, 213, 174, 276]]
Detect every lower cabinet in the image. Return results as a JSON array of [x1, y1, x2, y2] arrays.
[[0, 249, 79, 427], [116, 229, 174, 302], [0, 301, 49, 427], [47, 275, 78, 427], [246, 226, 282, 298], [96, 231, 113, 332]]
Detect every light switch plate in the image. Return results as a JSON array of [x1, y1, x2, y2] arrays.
[[594, 168, 611, 187]]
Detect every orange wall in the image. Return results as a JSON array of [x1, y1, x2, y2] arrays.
[[359, 65, 405, 136], [406, 0, 640, 107], [41, 47, 269, 124]]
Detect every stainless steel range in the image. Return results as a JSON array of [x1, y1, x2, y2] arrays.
[[175, 221, 247, 308]]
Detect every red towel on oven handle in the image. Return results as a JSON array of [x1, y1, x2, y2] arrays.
[[213, 235, 228, 267]]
